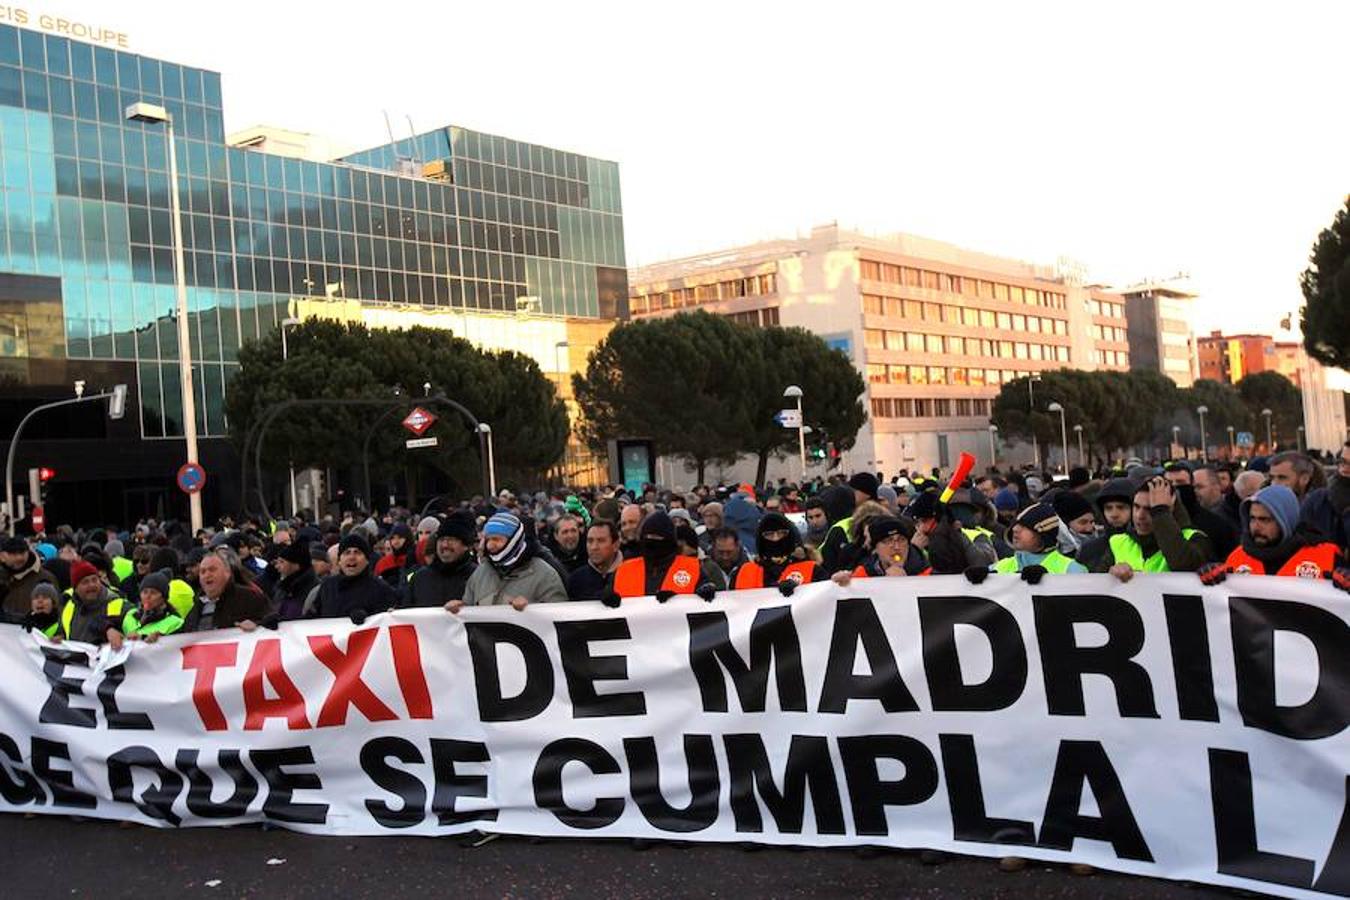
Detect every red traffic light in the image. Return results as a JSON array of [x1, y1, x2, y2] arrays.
[[37, 467, 55, 482]]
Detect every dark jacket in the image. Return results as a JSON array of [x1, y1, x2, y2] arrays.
[[2, 552, 56, 618], [566, 558, 620, 603], [314, 566, 400, 619], [204, 581, 270, 630], [404, 554, 478, 608], [546, 539, 587, 574], [1177, 485, 1238, 561], [271, 568, 320, 622], [1299, 480, 1350, 551]]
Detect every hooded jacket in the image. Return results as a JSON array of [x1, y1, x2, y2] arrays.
[[722, 495, 763, 556], [817, 485, 858, 574], [1226, 484, 1342, 575], [1077, 477, 1135, 570]]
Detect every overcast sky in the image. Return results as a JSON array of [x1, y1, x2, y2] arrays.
[[52, 0, 1350, 336]]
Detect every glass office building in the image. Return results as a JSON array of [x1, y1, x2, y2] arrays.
[[0, 23, 625, 521]]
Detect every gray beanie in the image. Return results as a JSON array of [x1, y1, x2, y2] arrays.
[[138, 568, 173, 599], [31, 582, 60, 604]]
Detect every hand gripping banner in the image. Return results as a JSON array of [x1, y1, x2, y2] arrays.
[[0, 574, 1345, 899]]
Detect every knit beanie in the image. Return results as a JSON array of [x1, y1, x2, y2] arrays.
[[278, 540, 312, 567], [1014, 503, 1061, 545], [70, 559, 99, 587], [437, 511, 477, 545], [138, 568, 172, 599], [994, 488, 1020, 512], [847, 472, 880, 500], [31, 581, 60, 605], [867, 516, 915, 545], [338, 532, 372, 559], [1052, 491, 1095, 524]]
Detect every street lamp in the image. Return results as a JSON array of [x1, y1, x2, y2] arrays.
[[128, 101, 201, 532], [1172, 425, 1182, 458], [1261, 408, 1273, 450], [1196, 405, 1209, 462], [988, 424, 999, 469], [1227, 425, 1235, 458], [280, 317, 302, 515], [1028, 375, 1042, 471], [477, 423, 497, 497], [1047, 402, 1068, 474], [1073, 424, 1084, 466], [784, 385, 806, 482]]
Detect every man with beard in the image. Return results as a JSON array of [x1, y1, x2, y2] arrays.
[[1096, 477, 1213, 580], [311, 533, 399, 623], [406, 513, 478, 608], [1200, 484, 1344, 582], [1, 536, 56, 620], [546, 514, 587, 574], [609, 511, 716, 603], [449, 512, 566, 612], [730, 513, 824, 595]]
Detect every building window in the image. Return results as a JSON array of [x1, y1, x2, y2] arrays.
[[867, 363, 887, 383], [889, 365, 909, 384], [933, 399, 952, 416], [863, 294, 884, 315], [861, 260, 880, 281], [864, 328, 884, 349]]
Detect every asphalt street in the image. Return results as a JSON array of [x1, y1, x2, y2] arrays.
[[0, 813, 1252, 900]]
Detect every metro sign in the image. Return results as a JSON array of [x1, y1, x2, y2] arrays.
[[402, 407, 438, 436]]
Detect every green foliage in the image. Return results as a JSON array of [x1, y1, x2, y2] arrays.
[[1235, 371, 1302, 444], [225, 320, 567, 491], [572, 311, 866, 483], [1300, 197, 1350, 370]]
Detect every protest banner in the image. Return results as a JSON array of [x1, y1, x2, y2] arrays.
[[0, 574, 1344, 899]]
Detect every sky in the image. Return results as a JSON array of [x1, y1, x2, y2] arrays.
[[46, 0, 1350, 337]]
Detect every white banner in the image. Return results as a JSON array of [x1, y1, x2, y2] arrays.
[[0, 574, 1346, 898]]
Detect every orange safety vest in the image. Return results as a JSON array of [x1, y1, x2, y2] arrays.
[[732, 560, 820, 591], [613, 556, 702, 598], [1223, 542, 1340, 579], [851, 562, 932, 578]]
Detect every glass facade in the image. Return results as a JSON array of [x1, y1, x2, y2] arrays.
[[0, 24, 626, 442]]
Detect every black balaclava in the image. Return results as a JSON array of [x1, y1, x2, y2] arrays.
[[640, 512, 678, 567], [756, 512, 799, 562]]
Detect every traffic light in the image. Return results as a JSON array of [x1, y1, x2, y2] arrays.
[[38, 467, 55, 482]]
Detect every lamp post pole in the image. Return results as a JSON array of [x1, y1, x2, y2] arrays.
[[784, 385, 806, 482], [988, 424, 998, 469], [1028, 376, 1040, 471], [1048, 402, 1068, 474], [478, 423, 497, 497], [1073, 424, 1084, 466], [1261, 408, 1272, 451], [1197, 405, 1209, 462], [128, 102, 201, 531], [280, 317, 301, 516]]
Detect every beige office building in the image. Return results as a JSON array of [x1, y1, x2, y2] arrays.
[[629, 224, 1130, 479]]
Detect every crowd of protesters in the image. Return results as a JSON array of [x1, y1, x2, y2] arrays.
[[0, 441, 1346, 862], [1, 443, 1345, 649]]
